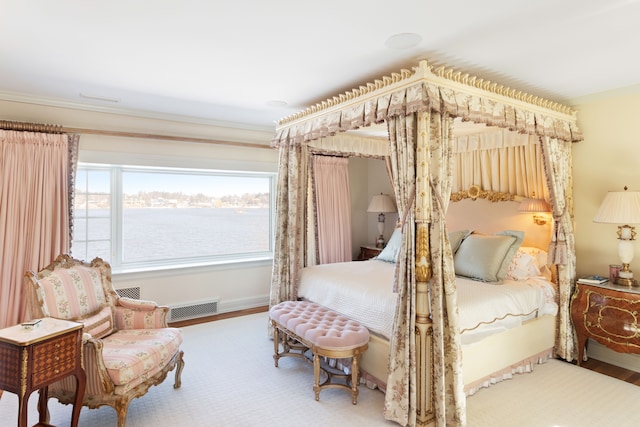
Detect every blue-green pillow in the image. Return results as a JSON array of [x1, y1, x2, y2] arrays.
[[453, 230, 524, 282], [376, 229, 403, 263], [449, 229, 472, 254]]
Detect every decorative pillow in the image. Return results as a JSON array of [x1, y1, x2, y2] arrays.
[[449, 229, 472, 254], [506, 251, 541, 281], [376, 228, 403, 263], [519, 246, 549, 267], [454, 230, 524, 282]]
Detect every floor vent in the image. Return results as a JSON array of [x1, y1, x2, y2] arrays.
[[116, 286, 141, 300], [168, 299, 220, 322]]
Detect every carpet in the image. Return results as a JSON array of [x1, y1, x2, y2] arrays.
[[466, 358, 640, 426], [1, 312, 639, 426]]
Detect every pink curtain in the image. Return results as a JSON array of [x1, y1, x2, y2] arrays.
[[312, 155, 352, 264], [0, 130, 78, 328]]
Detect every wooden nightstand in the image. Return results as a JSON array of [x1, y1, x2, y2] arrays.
[[0, 317, 86, 427], [358, 245, 382, 261], [571, 281, 640, 366]]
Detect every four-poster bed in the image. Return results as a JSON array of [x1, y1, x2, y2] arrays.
[[269, 60, 582, 426]]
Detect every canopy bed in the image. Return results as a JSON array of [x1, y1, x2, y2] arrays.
[[269, 60, 582, 427]]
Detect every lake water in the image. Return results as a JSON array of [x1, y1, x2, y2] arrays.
[[72, 207, 271, 263]]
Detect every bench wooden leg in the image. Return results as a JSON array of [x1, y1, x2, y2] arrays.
[[350, 354, 360, 405], [272, 320, 280, 367], [313, 352, 321, 401]]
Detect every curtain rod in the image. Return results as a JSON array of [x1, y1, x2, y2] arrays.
[[0, 120, 271, 150]]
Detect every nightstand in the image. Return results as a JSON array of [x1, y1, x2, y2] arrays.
[[0, 317, 86, 427], [571, 281, 640, 366], [358, 245, 382, 261]]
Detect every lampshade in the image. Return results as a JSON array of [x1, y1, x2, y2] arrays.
[[518, 198, 551, 213], [367, 194, 397, 213], [593, 188, 640, 224]]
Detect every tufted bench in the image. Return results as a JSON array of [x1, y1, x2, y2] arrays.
[[269, 300, 369, 404]]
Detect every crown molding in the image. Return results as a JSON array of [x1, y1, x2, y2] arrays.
[[0, 90, 275, 134]]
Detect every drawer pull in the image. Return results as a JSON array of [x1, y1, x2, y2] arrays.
[[55, 356, 60, 361], [54, 369, 60, 374]]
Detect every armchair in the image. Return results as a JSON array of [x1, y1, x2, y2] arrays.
[[25, 255, 185, 427]]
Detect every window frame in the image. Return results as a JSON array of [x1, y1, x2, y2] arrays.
[[72, 162, 276, 274]]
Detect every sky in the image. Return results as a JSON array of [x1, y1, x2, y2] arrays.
[[77, 167, 272, 197]]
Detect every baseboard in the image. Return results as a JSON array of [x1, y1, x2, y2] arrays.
[[587, 339, 640, 373], [167, 294, 269, 327], [219, 294, 269, 313]]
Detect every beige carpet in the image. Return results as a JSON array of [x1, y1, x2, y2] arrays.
[[1, 312, 639, 426], [466, 358, 640, 427]]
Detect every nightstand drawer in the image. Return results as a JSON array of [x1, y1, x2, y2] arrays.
[[32, 332, 78, 373]]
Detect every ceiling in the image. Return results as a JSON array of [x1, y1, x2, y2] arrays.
[[2, 0, 640, 133]]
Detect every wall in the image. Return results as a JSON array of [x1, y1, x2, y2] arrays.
[[0, 99, 279, 314], [571, 87, 640, 370]]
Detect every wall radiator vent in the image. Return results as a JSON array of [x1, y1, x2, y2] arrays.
[[115, 286, 141, 300], [168, 299, 220, 322]]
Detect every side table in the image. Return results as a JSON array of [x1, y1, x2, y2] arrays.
[[358, 245, 382, 261], [570, 281, 640, 365], [0, 317, 86, 427]]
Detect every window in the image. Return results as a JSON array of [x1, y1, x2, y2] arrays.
[[72, 164, 275, 272]]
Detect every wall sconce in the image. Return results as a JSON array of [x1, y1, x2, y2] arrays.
[[367, 193, 397, 248], [518, 197, 551, 225], [593, 186, 640, 287]]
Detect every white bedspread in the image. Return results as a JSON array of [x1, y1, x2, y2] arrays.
[[456, 276, 558, 344], [297, 260, 557, 344], [298, 260, 398, 340]]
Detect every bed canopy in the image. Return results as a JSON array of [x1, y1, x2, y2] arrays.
[[270, 60, 582, 427]]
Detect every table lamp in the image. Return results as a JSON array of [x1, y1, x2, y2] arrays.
[[367, 193, 397, 248], [593, 186, 640, 287]]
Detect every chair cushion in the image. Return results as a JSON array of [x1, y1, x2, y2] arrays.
[[102, 328, 183, 393], [34, 264, 115, 338]]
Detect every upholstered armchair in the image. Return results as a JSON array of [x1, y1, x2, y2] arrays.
[[25, 255, 185, 427]]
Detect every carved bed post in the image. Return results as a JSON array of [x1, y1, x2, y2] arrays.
[[415, 112, 435, 426], [415, 224, 435, 425]]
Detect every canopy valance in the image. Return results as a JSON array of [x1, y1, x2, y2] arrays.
[[272, 60, 582, 147]]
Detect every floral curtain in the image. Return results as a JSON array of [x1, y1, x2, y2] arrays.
[[269, 142, 306, 305], [540, 136, 577, 361], [312, 155, 352, 264], [383, 112, 418, 426], [0, 131, 79, 328]]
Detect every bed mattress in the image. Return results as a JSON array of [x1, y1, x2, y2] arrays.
[[297, 260, 557, 344]]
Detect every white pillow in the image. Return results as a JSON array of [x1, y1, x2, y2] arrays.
[[506, 251, 541, 280]]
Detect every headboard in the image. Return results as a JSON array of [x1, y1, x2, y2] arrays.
[[446, 198, 551, 250]]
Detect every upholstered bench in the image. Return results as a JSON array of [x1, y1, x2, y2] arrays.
[[269, 300, 369, 404]]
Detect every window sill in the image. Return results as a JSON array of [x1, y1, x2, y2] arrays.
[[112, 256, 273, 280]]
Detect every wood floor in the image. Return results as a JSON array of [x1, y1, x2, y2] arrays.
[[579, 358, 640, 386]]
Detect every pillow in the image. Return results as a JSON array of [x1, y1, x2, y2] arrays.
[[376, 228, 403, 263], [454, 230, 524, 282], [519, 246, 549, 267], [448, 229, 472, 254], [506, 250, 541, 281]]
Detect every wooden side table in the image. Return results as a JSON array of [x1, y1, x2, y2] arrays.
[[0, 317, 86, 427], [358, 245, 382, 261], [570, 281, 640, 365]]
